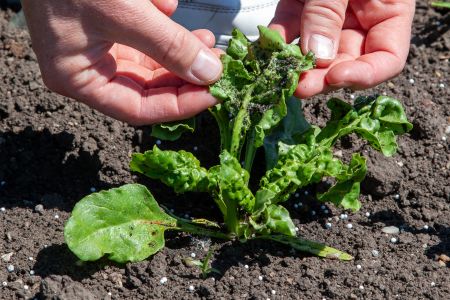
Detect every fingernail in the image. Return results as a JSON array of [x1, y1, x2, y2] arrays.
[[191, 49, 222, 83], [309, 34, 335, 60]]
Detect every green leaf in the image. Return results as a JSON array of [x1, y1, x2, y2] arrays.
[[151, 118, 195, 141], [264, 204, 296, 236], [317, 96, 412, 156], [318, 154, 367, 211], [227, 28, 249, 60], [209, 26, 315, 165], [210, 151, 255, 234], [130, 146, 211, 193], [264, 97, 311, 169], [64, 184, 176, 263]]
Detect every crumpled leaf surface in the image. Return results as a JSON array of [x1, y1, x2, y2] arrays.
[[210, 26, 315, 162], [130, 146, 211, 193], [64, 184, 176, 263]]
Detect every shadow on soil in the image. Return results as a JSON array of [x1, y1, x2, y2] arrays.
[[33, 244, 126, 281], [411, 13, 450, 47], [0, 127, 109, 211]]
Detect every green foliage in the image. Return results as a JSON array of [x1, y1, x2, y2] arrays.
[[64, 184, 176, 263], [151, 118, 195, 141], [65, 26, 412, 264], [431, 1, 450, 8], [183, 246, 221, 278]]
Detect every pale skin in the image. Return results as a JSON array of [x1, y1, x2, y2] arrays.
[[21, 0, 415, 125]]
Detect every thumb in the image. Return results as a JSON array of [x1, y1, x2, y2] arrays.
[[104, 0, 222, 85], [300, 0, 348, 66]]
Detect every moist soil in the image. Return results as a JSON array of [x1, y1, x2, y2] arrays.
[[0, 2, 449, 299]]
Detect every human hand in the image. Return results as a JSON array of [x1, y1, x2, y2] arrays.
[[270, 0, 415, 98], [21, 0, 223, 125]]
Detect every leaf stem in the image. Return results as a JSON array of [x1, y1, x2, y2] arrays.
[[229, 86, 254, 158], [257, 235, 353, 261]]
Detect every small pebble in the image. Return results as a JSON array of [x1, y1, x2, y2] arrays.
[[311, 210, 316, 216], [297, 202, 303, 207], [28, 256, 34, 261], [258, 275, 263, 281], [295, 227, 299, 232], [184, 214, 190, 219], [271, 290, 276, 295], [356, 264, 362, 270], [393, 194, 400, 200], [156, 140, 162, 145], [2, 282, 7, 287], [439, 83, 445, 88], [408, 78, 415, 84], [190, 253, 196, 258], [159, 277, 168, 284], [346, 223, 353, 229], [340, 214, 348, 220], [90, 187, 96, 193], [382, 226, 400, 234], [397, 161, 404, 167], [359, 285, 364, 290], [294, 193, 300, 198], [372, 250, 380, 257], [34, 204, 44, 214], [365, 212, 371, 217], [108, 292, 112, 296], [321, 205, 326, 210], [23, 285, 29, 290], [445, 125, 450, 135], [7, 264, 14, 272], [193, 146, 198, 151], [189, 285, 195, 292], [0, 207, 5, 212], [0, 181, 5, 186], [350, 94, 355, 99], [442, 136, 447, 141], [422, 244, 428, 249], [244, 264, 249, 269], [1, 252, 13, 262], [304, 191, 309, 196], [390, 237, 398, 243], [431, 282, 436, 287], [325, 223, 332, 229], [294, 204, 298, 209], [30, 270, 35, 275], [423, 225, 429, 230], [324, 209, 329, 214], [54, 214, 60, 219]]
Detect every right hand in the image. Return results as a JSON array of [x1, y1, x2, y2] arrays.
[[21, 0, 223, 125]]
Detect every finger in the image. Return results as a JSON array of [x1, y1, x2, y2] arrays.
[[300, 0, 349, 66], [151, 0, 178, 17], [295, 29, 364, 98], [77, 55, 216, 125], [326, 12, 413, 89], [295, 52, 354, 98], [112, 29, 217, 72], [98, 0, 222, 85], [269, 0, 304, 42]]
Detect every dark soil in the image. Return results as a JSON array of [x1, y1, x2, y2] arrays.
[[1, 2, 449, 299]]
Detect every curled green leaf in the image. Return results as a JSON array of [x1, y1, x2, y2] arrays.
[[130, 146, 211, 193], [151, 118, 196, 141]]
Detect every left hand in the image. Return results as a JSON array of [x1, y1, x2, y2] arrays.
[[270, 0, 415, 98]]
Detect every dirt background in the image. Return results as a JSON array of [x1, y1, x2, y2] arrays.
[[0, 1, 449, 299]]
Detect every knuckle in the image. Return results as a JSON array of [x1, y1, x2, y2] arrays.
[[305, 0, 347, 27], [159, 29, 191, 65]]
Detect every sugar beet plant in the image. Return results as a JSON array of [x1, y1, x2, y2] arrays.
[[64, 26, 412, 263]]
